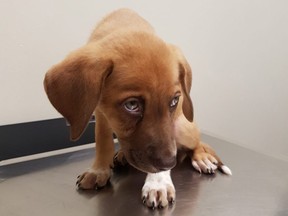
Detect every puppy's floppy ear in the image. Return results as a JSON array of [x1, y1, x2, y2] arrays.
[[170, 44, 194, 122], [179, 62, 194, 122], [44, 43, 113, 140]]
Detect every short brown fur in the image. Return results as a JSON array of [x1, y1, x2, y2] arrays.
[[44, 8, 229, 206]]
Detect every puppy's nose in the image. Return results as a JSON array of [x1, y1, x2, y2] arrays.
[[152, 155, 177, 171]]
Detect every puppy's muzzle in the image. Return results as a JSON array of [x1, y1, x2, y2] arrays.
[[127, 147, 177, 173], [151, 155, 177, 171]]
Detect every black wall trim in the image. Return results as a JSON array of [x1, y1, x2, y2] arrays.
[[0, 118, 95, 161]]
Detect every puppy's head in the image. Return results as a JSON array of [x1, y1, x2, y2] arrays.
[[44, 32, 193, 173]]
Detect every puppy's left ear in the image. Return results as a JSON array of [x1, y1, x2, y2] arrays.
[[179, 62, 194, 122], [170, 45, 194, 122]]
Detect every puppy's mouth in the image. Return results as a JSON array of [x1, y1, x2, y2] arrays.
[[124, 150, 177, 173]]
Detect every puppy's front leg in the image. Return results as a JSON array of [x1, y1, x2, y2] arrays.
[[142, 170, 175, 209], [76, 109, 114, 190]]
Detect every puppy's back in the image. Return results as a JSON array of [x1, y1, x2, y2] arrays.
[[89, 8, 155, 42]]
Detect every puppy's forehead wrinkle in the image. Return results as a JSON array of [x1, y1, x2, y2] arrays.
[[107, 66, 178, 98]]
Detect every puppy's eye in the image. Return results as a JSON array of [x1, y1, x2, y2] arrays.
[[123, 98, 143, 114], [170, 96, 180, 108]]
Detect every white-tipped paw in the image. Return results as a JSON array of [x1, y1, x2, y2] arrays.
[[192, 159, 232, 175], [192, 151, 232, 175], [141, 170, 175, 209]]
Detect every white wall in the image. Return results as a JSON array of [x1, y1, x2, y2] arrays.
[[1, 1, 287, 160], [189, 1, 288, 162]]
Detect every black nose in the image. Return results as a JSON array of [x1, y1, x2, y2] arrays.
[[151, 155, 177, 171]]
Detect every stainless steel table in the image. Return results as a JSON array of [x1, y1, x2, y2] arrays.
[[1, 134, 287, 216]]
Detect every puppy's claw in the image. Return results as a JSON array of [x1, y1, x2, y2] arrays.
[[158, 201, 163, 209], [151, 201, 155, 210], [192, 160, 202, 174], [206, 168, 214, 174], [209, 168, 215, 174], [76, 179, 82, 187], [220, 165, 232, 175], [169, 197, 175, 205]]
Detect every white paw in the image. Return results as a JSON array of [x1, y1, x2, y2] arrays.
[[141, 170, 175, 209], [192, 159, 232, 175]]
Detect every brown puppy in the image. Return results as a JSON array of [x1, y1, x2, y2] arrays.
[[44, 9, 231, 209]]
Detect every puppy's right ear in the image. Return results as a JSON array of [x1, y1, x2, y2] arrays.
[[44, 43, 113, 141]]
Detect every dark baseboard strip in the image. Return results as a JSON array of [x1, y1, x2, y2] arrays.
[[0, 118, 95, 161]]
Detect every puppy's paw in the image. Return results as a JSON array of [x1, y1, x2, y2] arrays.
[[192, 152, 232, 175], [142, 170, 175, 209], [76, 168, 111, 190]]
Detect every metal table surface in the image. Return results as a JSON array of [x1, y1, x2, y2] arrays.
[[1, 134, 287, 216]]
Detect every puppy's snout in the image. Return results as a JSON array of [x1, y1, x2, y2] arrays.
[[146, 145, 177, 170], [126, 144, 177, 173], [152, 155, 177, 171]]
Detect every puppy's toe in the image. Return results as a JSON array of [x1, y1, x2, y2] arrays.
[[219, 165, 232, 175], [192, 159, 217, 174], [76, 168, 111, 190]]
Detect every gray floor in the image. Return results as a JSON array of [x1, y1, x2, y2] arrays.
[[1, 134, 288, 216]]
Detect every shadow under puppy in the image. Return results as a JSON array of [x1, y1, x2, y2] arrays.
[[44, 8, 232, 209]]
